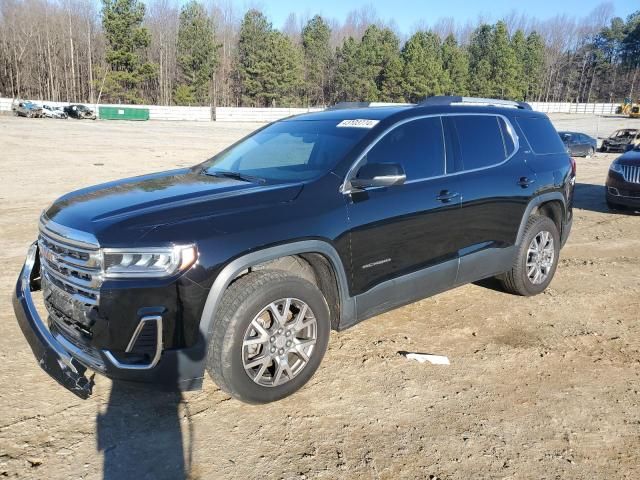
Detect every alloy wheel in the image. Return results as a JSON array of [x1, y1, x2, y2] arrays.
[[242, 298, 317, 387], [526, 230, 555, 284]]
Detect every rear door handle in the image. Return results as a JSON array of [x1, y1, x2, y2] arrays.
[[436, 190, 460, 202], [517, 177, 535, 187]]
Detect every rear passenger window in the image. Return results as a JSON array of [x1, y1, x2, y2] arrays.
[[450, 115, 509, 171], [516, 116, 566, 154], [364, 117, 445, 180]]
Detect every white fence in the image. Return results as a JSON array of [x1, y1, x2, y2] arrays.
[[528, 102, 618, 115], [0, 97, 622, 122], [215, 106, 323, 122]]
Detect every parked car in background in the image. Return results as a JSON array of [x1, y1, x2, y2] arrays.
[[606, 146, 640, 210], [41, 104, 68, 119], [64, 104, 96, 120], [12, 100, 43, 118], [559, 131, 597, 157], [600, 129, 640, 153]]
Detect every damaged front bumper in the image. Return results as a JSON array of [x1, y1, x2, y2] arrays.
[[12, 243, 96, 398], [13, 243, 208, 397]]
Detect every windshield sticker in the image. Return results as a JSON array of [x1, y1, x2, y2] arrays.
[[337, 119, 379, 128]]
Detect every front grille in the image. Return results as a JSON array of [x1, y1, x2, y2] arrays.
[[38, 224, 102, 306], [622, 165, 640, 184]]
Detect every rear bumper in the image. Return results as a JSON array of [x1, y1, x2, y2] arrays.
[[13, 243, 206, 398]]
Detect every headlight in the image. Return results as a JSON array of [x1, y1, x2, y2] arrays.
[[102, 245, 197, 278], [610, 162, 623, 174]]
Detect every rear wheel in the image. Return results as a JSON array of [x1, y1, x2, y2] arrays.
[[499, 215, 560, 296], [585, 147, 595, 158], [207, 270, 330, 404]]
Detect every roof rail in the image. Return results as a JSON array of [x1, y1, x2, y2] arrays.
[[419, 96, 532, 110], [328, 101, 412, 110]]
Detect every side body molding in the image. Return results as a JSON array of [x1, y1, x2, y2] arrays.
[[198, 240, 355, 344], [515, 192, 567, 246]]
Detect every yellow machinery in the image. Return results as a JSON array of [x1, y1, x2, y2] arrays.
[[617, 98, 640, 118]]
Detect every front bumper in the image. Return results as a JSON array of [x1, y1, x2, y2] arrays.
[[13, 243, 206, 398], [606, 173, 640, 209], [13, 243, 95, 398]]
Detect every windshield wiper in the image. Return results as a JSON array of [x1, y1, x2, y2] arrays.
[[204, 170, 265, 184]]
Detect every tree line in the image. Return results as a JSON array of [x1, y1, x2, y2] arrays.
[[0, 0, 638, 107]]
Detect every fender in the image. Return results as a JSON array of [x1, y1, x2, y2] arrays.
[[515, 191, 566, 246], [198, 240, 355, 347]]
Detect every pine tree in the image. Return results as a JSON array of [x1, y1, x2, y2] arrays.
[[236, 10, 302, 106], [401, 31, 445, 102], [441, 34, 469, 95], [489, 21, 519, 99], [468, 24, 494, 97], [261, 31, 303, 107], [237, 10, 272, 105], [359, 26, 404, 102], [510, 30, 527, 100], [101, 0, 157, 104], [334, 37, 368, 102], [523, 32, 545, 101], [174, 1, 218, 105], [302, 15, 332, 106]]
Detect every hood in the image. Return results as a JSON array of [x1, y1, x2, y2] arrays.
[[45, 168, 303, 245], [617, 149, 640, 166], [605, 136, 633, 145]]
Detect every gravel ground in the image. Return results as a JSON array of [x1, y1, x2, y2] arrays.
[[0, 113, 639, 480]]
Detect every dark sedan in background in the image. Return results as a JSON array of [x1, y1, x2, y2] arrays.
[[559, 131, 597, 157], [606, 147, 640, 210]]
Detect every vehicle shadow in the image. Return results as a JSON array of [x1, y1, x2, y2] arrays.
[[96, 333, 205, 480], [97, 383, 192, 480]]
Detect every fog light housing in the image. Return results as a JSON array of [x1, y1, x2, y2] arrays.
[[608, 187, 620, 196]]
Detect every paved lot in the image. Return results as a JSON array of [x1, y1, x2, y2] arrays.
[[0, 114, 639, 479]]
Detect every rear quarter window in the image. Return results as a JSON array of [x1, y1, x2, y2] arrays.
[[516, 116, 566, 154], [448, 115, 513, 171]]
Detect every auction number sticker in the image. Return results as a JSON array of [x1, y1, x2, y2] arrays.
[[337, 119, 379, 128]]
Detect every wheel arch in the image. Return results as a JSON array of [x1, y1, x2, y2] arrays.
[[198, 240, 354, 346], [516, 192, 566, 246]]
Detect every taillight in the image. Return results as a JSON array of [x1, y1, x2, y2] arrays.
[[570, 157, 576, 176]]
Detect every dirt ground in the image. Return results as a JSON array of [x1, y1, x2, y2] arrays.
[[0, 113, 639, 480]]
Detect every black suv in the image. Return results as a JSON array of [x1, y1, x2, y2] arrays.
[[13, 96, 575, 403]]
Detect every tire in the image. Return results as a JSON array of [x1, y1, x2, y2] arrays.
[[585, 147, 594, 158], [499, 215, 560, 296], [207, 270, 330, 404]]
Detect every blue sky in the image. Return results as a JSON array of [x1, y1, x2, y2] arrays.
[[254, 0, 637, 32]]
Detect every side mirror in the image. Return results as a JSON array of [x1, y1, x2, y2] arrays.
[[350, 163, 406, 190]]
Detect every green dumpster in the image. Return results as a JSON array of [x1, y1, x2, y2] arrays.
[[99, 106, 149, 121]]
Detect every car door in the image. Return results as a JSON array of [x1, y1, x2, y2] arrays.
[[443, 114, 530, 285], [343, 116, 464, 319], [575, 134, 589, 155]]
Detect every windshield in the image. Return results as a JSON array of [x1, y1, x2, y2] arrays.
[[76, 105, 88, 111], [202, 120, 369, 182], [613, 130, 637, 138]]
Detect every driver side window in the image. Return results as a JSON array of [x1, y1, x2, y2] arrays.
[[361, 117, 445, 181]]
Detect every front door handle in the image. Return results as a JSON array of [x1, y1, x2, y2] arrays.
[[517, 177, 535, 188], [436, 190, 460, 202]]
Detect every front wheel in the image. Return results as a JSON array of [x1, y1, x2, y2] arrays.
[[207, 270, 330, 404], [499, 215, 560, 296]]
